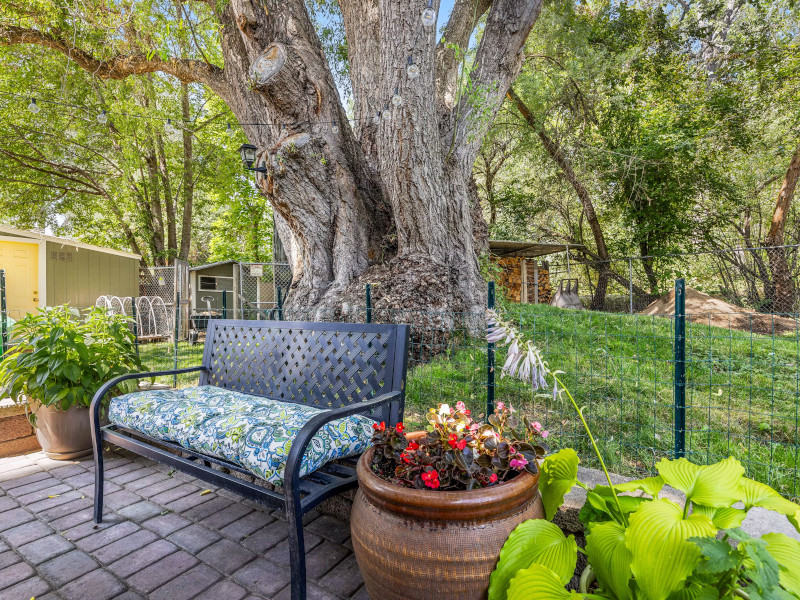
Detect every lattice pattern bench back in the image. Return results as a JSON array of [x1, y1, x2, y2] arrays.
[[199, 320, 409, 413]]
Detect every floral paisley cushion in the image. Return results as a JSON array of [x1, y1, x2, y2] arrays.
[[108, 386, 375, 486]]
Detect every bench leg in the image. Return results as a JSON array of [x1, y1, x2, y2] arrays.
[[92, 431, 104, 524], [286, 495, 306, 600]]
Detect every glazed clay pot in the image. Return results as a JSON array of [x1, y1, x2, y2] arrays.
[[31, 402, 93, 460], [351, 437, 544, 600]]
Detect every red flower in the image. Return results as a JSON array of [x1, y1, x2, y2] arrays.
[[395, 423, 405, 433], [421, 469, 440, 489], [401, 452, 412, 464], [489, 473, 498, 483], [407, 440, 420, 451], [372, 421, 386, 432], [448, 434, 467, 451]]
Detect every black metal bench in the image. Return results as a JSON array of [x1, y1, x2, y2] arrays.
[[90, 319, 410, 600]]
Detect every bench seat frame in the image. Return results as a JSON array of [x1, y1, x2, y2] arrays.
[[91, 320, 410, 600]]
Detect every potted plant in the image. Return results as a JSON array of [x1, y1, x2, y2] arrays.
[[0, 305, 142, 459], [482, 309, 800, 600], [350, 400, 551, 600]]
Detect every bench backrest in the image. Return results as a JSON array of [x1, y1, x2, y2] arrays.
[[199, 320, 410, 420]]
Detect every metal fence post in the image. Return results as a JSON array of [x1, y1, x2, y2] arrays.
[[628, 258, 634, 315], [487, 281, 496, 417], [276, 287, 283, 321], [674, 278, 686, 458], [173, 292, 180, 388], [365, 284, 372, 324], [131, 296, 139, 358], [0, 270, 7, 357], [222, 290, 228, 320]]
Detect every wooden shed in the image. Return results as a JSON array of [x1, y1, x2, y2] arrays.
[[489, 240, 586, 304], [0, 225, 140, 316], [189, 260, 239, 316]]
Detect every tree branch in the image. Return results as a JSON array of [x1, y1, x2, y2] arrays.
[[447, 0, 543, 165], [436, 0, 493, 111], [0, 25, 228, 94]]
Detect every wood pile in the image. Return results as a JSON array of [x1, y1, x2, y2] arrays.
[[533, 263, 552, 304], [491, 257, 552, 304]]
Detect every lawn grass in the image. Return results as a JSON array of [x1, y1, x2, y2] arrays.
[[136, 305, 800, 499]]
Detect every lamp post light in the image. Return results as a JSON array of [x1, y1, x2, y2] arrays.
[[238, 143, 268, 173]]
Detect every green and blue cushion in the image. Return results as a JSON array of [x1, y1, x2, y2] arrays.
[[108, 386, 375, 486]]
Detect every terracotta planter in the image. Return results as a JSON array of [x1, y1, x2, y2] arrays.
[[351, 438, 544, 600], [30, 402, 92, 460]]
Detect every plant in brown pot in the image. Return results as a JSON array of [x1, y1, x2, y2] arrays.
[[0, 305, 142, 459], [351, 398, 551, 600]]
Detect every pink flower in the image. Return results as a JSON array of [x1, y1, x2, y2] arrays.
[[489, 473, 498, 483], [469, 423, 480, 432], [509, 457, 528, 469], [456, 401, 466, 412], [541, 431, 549, 439], [533, 421, 542, 431], [496, 402, 505, 411]]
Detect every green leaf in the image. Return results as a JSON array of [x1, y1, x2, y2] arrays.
[[488, 520, 577, 600], [625, 498, 717, 600], [539, 449, 579, 521], [585, 521, 632, 600], [667, 581, 719, 600], [763, 533, 800, 597], [507, 565, 582, 600], [689, 536, 738, 575], [739, 478, 800, 534], [655, 457, 744, 507], [691, 505, 746, 529], [611, 476, 665, 497]]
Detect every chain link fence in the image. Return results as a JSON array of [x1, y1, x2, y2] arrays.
[[238, 262, 293, 317], [520, 244, 800, 316]]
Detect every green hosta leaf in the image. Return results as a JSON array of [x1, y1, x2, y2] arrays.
[[488, 520, 577, 600], [625, 499, 717, 600], [691, 505, 747, 529], [667, 581, 719, 600], [656, 457, 744, 507], [586, 521, 632, 600], [611, 476, 665, 497], [763, 533, 800, 596], [540, 449, 579, 521], [739, 478, 800, 533], [689, 536, 738, 575], [507, 565, 583, 600]]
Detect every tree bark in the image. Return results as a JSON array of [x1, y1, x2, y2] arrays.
[[507, 87, 612, 310], [2, 0, 544, 312], [764, 141, 800, 312]]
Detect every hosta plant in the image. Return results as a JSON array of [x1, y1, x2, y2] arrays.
[[484, 309, 800, 600], [369, 401, 550, 491], [0, 305, 142, 423]]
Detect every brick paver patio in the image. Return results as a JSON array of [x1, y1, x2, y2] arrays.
[[0, 450, 368, 600]]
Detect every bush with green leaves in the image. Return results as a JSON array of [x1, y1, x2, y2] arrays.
[[487, 450, 800, 600], [0, 305, 142, 420]]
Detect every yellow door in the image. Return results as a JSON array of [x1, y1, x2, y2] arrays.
[[0, 241, 39, 315]]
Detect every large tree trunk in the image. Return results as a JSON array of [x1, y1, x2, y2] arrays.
[[764, 141, 800, 312], [508, 87, 611, 310], [2, 0, 542, 312]]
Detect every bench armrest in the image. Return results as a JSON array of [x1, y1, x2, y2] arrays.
[[90, 366, 208, 430], [283, 390, 403, 497]]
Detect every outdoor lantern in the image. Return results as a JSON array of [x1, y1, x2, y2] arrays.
[[238, 143, 268, 173], [239, 143, 257, 169]]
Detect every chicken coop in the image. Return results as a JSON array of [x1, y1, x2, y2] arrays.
[[488, 241, 585, 305]]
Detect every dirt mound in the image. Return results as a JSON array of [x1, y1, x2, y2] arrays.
[[639, 287, 799, 335]]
